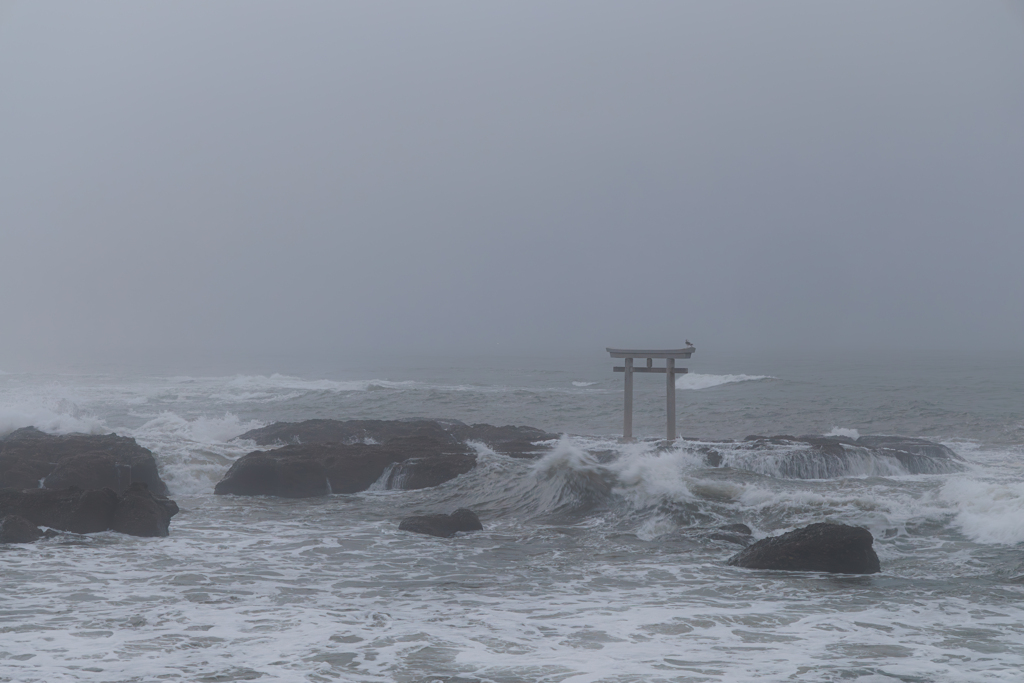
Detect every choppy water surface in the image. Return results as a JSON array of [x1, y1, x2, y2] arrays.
[[1, 351, 1023, 682]]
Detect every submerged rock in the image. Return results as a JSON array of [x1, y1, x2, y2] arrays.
[[237, 419, 557, 458], [399, 508, 483, 538], [215, 434, 474, 497], [0, 485, 179, 538], [727, 522, 880, 574], [0, 514, 44, 543], [0, 427, 168, 495]]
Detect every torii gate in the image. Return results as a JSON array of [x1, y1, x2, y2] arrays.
[[607, 346, 694, 441]]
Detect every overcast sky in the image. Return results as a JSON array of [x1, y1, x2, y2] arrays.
[[1, 1, 1022, 366]]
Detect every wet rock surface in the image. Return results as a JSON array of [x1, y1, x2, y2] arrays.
[[110, 483, 179, 537], [0, 427, 168, 495], [237, 419, 558, 458], [0, 486, 120, 534], [727, 522, 881, 574], [216, 434, 476, 497], [702, 434, 963, 478], [0, 514, 44, 543], [0, 485, 179, 537], [399, 508, 483, 538]]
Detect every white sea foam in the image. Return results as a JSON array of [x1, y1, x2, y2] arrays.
[[0, 403, 108, 438], [825, 426, 861, 439], [205, 374, 418, 402], [610, 443, 705, 505], [938, 478, 1024, 545], [572, 381, 597, 387], [128, 411, 264, 496], [675, 372, 771, 390]]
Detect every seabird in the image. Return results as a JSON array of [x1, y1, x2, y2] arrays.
[[685, 339, 693, 347]]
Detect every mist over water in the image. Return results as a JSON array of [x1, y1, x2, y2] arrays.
[[1, 0, 1023, 680], [2, 351, 1024, 681]]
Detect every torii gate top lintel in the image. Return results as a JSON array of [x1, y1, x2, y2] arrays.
[[606, 347, 694, 359], [608, 345, 695, 441]]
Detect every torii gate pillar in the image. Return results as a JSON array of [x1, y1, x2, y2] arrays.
[[607, 346, 694, 441]]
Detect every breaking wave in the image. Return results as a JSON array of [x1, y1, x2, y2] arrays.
[[0, 402, 108, 438], [939, 478, 1024, 545]]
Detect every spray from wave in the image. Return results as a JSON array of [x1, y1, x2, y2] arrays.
[[938, 478, 1024, 545], [0, 402, 108, 438]]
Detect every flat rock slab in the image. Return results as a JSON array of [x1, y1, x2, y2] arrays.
[[0, 427, 168, 495], [399, 509, 483, 538], [237, 419, 558, 458], [727, 522, 880, 574], [216, 433, 477, 497]]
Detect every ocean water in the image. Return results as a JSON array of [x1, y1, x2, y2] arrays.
[[1, 350, 1023, 682]]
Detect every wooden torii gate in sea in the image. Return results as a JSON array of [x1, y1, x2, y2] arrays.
[[607, 345, 694, 441]]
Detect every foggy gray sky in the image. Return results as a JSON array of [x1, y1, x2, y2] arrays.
[[2, 1, 1023, 366]]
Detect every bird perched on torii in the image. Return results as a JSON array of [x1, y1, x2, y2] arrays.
[[685, 339, 694, 347]]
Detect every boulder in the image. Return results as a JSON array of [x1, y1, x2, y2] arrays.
[[110, 482, 179, 537], [399, 508, 483, 538], [236, 419, 558, 458], [216, 435, 475, 497], [0, 486, 119, 534], [0, 485, 179, 537], [214, 451, 332, 497], [0, 514, 43, 543], [0, 427, 168, 495], [726, 522, 880, 574]]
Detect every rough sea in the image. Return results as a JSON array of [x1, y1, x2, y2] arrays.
[[1, 350, 1022, 683]]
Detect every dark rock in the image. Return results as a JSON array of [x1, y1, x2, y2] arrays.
[[1, 427, 168, 495], [399, 508, 483, 538], [727, 522, 880, 574], [236, 419, 558, 458], [0, 485, 179, 537], [214, 451, 331, 497], [697, 446, 723, 467], [0, 514, 43, 543], [110, 482, 179, 537], [447, 423, 558, 457], [713, 434, 962, 478], [44, 453, 134, 494], [379, 455, 477, 490], [215, 436, 474, 497], [705, 523, 753, 545], [237, 419, 461, 447], [0, 486, 119, 534]]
